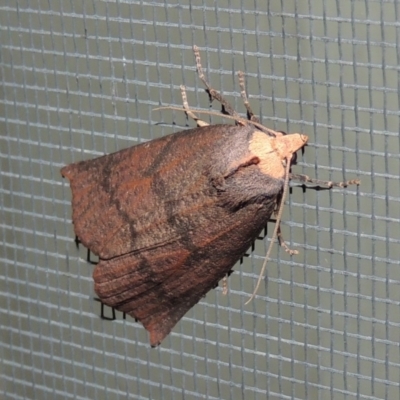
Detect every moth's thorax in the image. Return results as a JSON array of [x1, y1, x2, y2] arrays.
[[249, 131, 308, 179]]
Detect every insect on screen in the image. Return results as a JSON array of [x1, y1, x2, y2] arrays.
[[1, 1, 399, 399]]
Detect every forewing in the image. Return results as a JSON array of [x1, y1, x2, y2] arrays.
[[61, 124, 256, 259], [61, 124, 286, 345]]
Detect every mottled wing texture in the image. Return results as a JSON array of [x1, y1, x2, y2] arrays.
[[61, 125, 284, 346]]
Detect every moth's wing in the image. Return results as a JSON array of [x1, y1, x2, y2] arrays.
[[61, 124, 285, 345], [60, 125, 255, 260], [60, 131, 186, 259], [90, 132, 284, 346], [93, 199, 276, 347]]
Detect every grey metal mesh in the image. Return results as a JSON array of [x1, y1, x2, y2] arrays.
[[1, 1, 399, 399]]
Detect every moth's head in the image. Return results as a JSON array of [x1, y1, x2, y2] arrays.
[[274, 132, 308, 166], [274, 130, 305, 165], [249, 130, 308, 179]]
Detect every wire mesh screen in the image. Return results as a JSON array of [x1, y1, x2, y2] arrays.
[[1, 1, 399, 399]]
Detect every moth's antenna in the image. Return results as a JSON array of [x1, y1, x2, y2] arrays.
[[153, 106, 281, 137], [245, 156, 292, 305]]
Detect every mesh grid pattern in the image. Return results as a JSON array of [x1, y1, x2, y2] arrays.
[[1, 1, 399, 399]]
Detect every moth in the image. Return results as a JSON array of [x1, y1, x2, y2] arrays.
[[61, 46, 359, 346]]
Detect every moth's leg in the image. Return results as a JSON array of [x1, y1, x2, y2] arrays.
[[290, 174, 361, 188], [180, 85, 209, 127], [237, 71, 260, 123], [277, 223, 299, 255], [272, 195, 298, 255], [222, 275, 228, 295], [193, 45, 242, 121]]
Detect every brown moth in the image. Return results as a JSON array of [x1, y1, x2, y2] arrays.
[[61, 46, 359, 346]]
